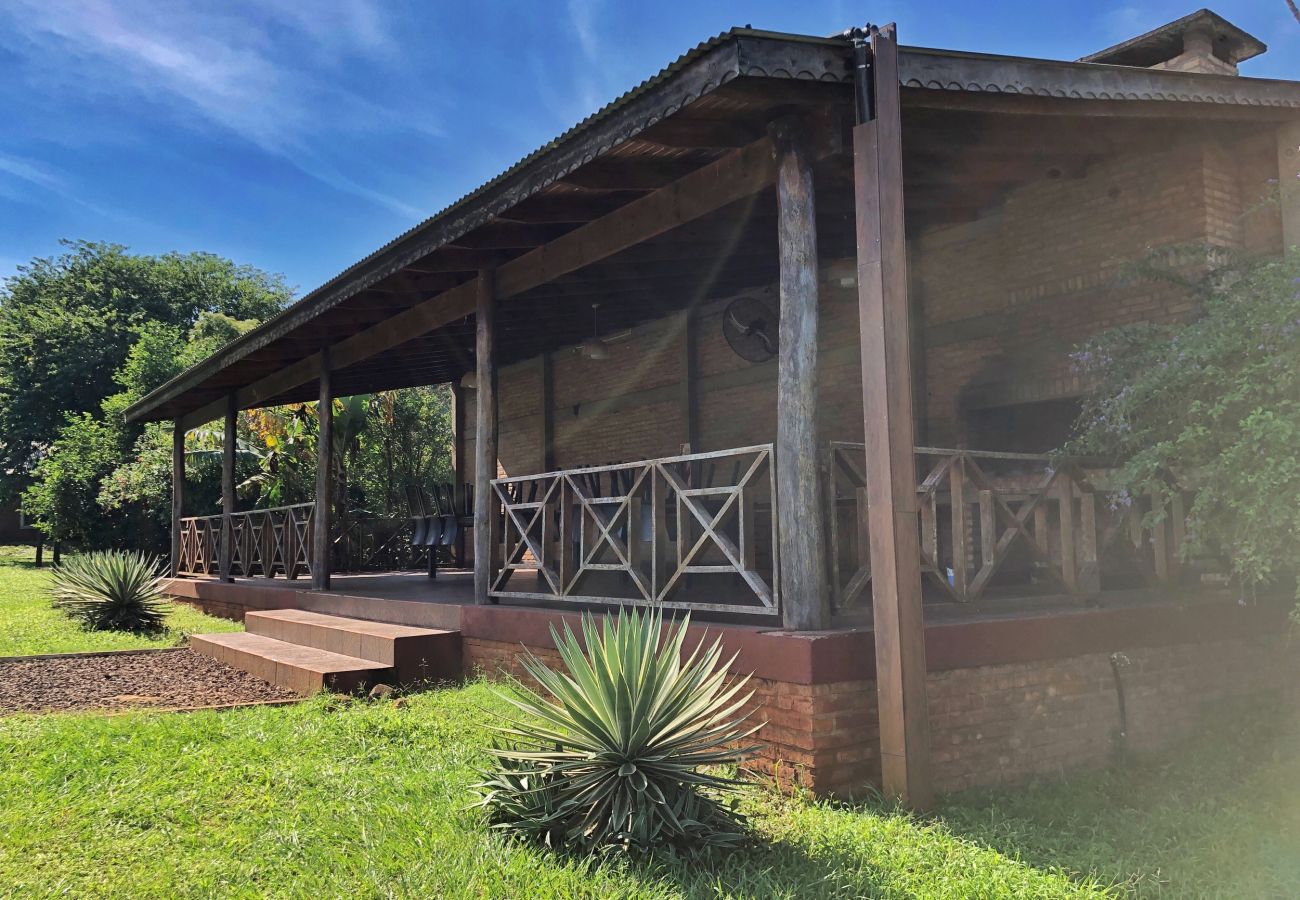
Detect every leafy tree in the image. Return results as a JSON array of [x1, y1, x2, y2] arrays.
[[1068, 249, 1300, 612], [0, 240, 290, 498]]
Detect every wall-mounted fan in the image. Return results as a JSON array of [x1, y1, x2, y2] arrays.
[[722, 296, 778, 363]]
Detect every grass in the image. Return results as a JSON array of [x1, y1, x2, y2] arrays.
[[0, 544, 240, 656], [0, 683, 1295, 898], [0, 555, 1294, 898]]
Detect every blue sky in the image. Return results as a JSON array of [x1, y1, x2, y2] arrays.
[[2, 1, 1298, 296]]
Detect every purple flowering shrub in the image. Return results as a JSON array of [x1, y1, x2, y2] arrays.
[[1068, 250, 1300, 614]]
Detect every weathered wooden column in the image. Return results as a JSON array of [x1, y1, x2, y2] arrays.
[[540, 352, 555, 471], [219, 393, 237, 582], [473, 268, 499, 605], [450, 381, 468, 565], [1279, 120, 1300, 251], [771, 117, 831, 631], [680, 309, 700, 452], [171, 422, 184, 576], [854, 23, 933, 809], [312, 348, 333, 591]]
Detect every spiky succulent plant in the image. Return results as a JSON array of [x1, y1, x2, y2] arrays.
[[50, 550, 169, 633], [475, 607, 760, 854]]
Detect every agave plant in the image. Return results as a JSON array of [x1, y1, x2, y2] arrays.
[[475, 607, 760, 854], [50, 551, 169, 633]]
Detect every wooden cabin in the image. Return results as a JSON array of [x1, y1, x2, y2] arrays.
[[127, 11, 1300, 803]]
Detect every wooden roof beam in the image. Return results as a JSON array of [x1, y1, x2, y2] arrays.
[[179, 120, 843, 429]]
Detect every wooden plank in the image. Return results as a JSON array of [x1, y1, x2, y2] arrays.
[[540, 352, 555, 471], [451, 382, 468, 563], [680, 309, 699, 452], [1279, 121, 1300, 251], [978, 488, 995, 573], [311, 349, 333, 591], [474, 270, 499, 605], [219, 393, 237, 583], [171, 424, 184, 576], [1079, 487, 1099, 592], [772, 116, 830, 631], [1056, 473, 1077, 592], [949, 459, 968, 597], [855, 24, 933, 810]]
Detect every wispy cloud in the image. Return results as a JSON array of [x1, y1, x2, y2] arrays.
[[0, 0, 431, 217], [0, 151, 129, 221]]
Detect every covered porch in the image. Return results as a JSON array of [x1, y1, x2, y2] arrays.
[[127, 20, 1300, 803]]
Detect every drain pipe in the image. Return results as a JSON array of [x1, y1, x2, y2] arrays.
[[845, 25, 875, 125], [1108, 651, 1131, 754]]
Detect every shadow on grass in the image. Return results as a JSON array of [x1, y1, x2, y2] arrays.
[[0, 544, 43, 570], [915, 702, 1300, 897]]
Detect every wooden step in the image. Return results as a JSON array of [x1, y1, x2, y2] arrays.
[[244, 609, 461, 684], [191, 632, 393, 695]]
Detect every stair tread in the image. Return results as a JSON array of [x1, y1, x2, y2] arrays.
[[245, 608, 455, 639], [193, 631, 392, 674]]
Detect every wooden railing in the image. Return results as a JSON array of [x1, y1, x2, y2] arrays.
[[489, 445, 779, 615], [826, 443, 1195, 614], [177, 502, 315, 579]]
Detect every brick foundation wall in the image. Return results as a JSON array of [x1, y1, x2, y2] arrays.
[[463, 613, 1297, 796], [926, 635, 1295, 792], [462, 634, 879, 795]]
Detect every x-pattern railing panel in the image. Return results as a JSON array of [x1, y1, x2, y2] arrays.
[[176, 503, 314, 579], [827, 443, 1196, 612], [489, 445, 779, 615]]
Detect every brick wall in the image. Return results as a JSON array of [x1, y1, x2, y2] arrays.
[[915, 134, 1281, 444], [463, 628, 1296, 796], [461, 132, 1282, 475]]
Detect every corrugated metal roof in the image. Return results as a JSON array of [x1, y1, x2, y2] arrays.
[[126, 19, 1300, 425]]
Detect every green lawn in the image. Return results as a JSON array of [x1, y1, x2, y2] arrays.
[[0, 545, 240, 656], [0, 684, 1295, 898], [0, 552, 1295, 898]]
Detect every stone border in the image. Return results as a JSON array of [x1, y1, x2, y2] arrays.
[[0, 646, 188, 664], [0, 646, 307, 717]]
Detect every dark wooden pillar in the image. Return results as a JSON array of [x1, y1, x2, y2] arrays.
[[541, 351, 555, 470], [854, 23, 933, 809], [219, 393, 237, 582], [312, 348, 333, 591], [171, 423, 184, 576], [473, 269, 499, 605], [451, 382, 468, 565], [772, 117, 831, 632], [1280, 121, 1300, 251], [680, 309, 699, 452]]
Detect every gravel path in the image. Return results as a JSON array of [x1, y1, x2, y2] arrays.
[[0, 649, 298, 714]]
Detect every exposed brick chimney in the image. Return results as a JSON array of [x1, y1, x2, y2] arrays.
[[1080, 8, 1267, 76]]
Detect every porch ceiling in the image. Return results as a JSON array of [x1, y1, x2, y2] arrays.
[[124, 28, 1300, 428]]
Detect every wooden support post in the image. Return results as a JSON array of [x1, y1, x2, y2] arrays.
[[474, 269, 499, 605], [771, 117, 831, 632], [541, 352, 555, 471], [1278, 120, 1300, 251], [219, 393, 237, 583], [854, 24, 934, 809], [451, 382, 468, 565], [1056, 473, 1077, 592], [312, 349, 333, 591], [171, 423, 184, 576], [680, 309, 700, 452], [949, 460, 968, 597]]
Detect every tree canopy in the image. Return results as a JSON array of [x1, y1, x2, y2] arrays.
[[0, 240, 291, 494], [10, 239, 453, 561], [1069, 249, 1300, 610]]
